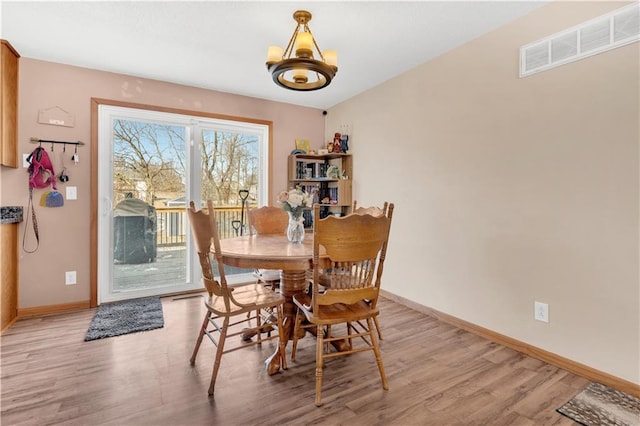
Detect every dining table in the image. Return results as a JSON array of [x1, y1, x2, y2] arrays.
[[218, 233, 329, 375]]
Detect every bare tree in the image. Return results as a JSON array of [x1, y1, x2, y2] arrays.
[[112, 119, 258, 207], [113, 119, 185, 203], [200, 131, 257, 205]]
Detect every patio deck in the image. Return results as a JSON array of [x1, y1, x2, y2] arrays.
[[113, 206, 252, 292], [113, 247, 251, 291]]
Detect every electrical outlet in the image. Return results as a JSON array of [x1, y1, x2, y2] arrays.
[[534, 301, 549, 323], [65, 271, 77, 285]]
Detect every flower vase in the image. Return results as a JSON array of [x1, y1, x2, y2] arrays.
[[287, 212, 305, 243]]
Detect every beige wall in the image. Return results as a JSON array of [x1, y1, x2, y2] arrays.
[[327, 1, 639, 384], [0, 58, 324, 309]]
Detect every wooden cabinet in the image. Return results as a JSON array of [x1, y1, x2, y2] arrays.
[[287, 153, 353, 227], [1, 223, 18, 332], [1, 40, 19, 168]]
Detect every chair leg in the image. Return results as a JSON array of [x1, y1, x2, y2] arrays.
[[190, 310, 211, 364], [346, 322, 354, 350], [291, 308, 304, 362], [277, 304, 288, 370], [368, 317, 389, 391], [208, 316, 229, 396], [315, 324, 324, 407], [373, 316, 383, 340], [256, 309, 262, 345]]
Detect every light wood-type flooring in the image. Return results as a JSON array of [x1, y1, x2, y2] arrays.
[[1, 295, 589, 425]]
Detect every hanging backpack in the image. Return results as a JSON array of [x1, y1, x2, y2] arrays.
[[23, 146, 61, 252], [27, 146, 57, 190]]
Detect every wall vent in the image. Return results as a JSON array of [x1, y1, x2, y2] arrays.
[[520, 2, 639, 77]]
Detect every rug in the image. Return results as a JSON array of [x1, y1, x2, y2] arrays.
[[557, 382, 640, 426], [84, 296, 164, 341]]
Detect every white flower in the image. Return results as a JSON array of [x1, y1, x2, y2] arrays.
[[287, 191, 304, 208], [277, 191, 289, 204], [279, 187, 311, 217]]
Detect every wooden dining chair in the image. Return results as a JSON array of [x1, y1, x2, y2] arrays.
[[351, 200, 390, 340], [247, 206, 289, 235], [312, 200, 390, 340], [247, 206, 289, 289], [187, 200, 287, 396], [291, 203, 394, 406], [352, 199, 388, 217]]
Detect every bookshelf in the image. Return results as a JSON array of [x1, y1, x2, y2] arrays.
[[287, 153, 353, 227]]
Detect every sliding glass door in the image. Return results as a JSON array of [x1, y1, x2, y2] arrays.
[[97, 104, 268, 303]]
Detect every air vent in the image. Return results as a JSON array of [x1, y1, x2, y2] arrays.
[[520, 2, 639, 77]]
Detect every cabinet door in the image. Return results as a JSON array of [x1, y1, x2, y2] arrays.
[[1, 40, 19, 168], [1, 224, 18, 332]]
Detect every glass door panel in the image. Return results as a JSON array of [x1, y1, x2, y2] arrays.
[[199, 126, 260, 281], [98, 104, 270, 303], [111, 118, 189, 295]]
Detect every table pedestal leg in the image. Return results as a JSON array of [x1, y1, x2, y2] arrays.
[[266, 269, 307, 375]]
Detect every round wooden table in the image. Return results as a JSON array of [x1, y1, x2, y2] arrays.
[[218, 233, 326, 375]]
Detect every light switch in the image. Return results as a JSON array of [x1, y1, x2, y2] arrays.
[[66, 186, 77, 200], [65, 271, 77, 285]]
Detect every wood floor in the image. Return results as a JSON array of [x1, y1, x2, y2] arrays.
[[1, 295, 589, 425]]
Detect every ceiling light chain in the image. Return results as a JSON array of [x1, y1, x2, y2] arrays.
[[266, 10, 338, 91]]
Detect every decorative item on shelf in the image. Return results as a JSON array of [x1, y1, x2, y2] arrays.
[[340, 133, 349, 153], [295, 138, 310, 153], [327, 141, 334, 153], [326, 165, 340, 179], [266, 10, 338, 91], [277, 187, 311, 243], [333, 133, 342, 153], [339, 124, 351, 153], [310, 186, 319, 204]]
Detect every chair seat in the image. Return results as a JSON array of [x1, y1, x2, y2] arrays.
[[292, 293, 379, 325], [205, 282, 285, 315]]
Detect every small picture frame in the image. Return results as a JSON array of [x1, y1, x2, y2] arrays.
[[295, 139, 310, 153]]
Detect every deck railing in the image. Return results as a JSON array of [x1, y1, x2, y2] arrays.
[[155, 206, 250, 247]]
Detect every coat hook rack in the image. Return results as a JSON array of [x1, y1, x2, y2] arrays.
[[30, 137, 84, 146]]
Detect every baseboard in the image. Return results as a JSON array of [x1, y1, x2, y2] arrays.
[[380, 289, 640, 399], [14, 289, 207, 318], [17, 301, 91, 318], [0, 316, 18, 335]]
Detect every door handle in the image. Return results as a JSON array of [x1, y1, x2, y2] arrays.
[[102, 197, 113, 216]]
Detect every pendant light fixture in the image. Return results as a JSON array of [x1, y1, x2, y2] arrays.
[[266, 10, 338, 91]]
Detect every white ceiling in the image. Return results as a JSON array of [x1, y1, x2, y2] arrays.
[[1, 1, 547, 110]]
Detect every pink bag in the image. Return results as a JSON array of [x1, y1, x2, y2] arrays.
[[23, 147, 60, 253], [27, 147, 57, 190]]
